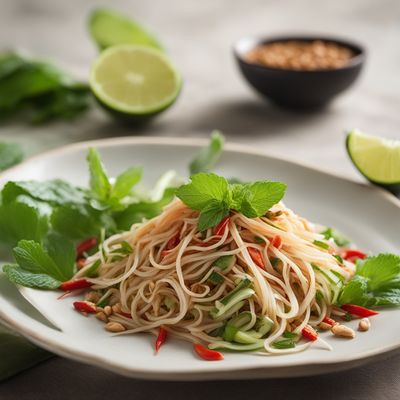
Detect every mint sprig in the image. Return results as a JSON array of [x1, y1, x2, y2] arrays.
[[176, 173, 286, 231], [338, 254, 400, 307]]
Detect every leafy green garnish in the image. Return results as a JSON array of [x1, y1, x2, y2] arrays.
[[322, 227, 350, 247], [176, 173, 286, 231], [338, 254, 400, 307], [272, 338, 296, 349], [3, 234, 76, 289], [0, 143, 23, 171], [0, 52, 90, 124], [189, 131, 224, 175]]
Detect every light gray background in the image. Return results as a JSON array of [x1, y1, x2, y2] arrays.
[[0, 0, 399, 398]]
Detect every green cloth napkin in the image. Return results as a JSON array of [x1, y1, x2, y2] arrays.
[[0, 323, 53, 381]]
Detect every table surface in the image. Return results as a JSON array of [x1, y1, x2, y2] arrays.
[[1, 0, 399, 398]]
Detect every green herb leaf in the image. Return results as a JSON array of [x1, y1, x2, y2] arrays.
[[13, 239, 73, 282], [113, 187, 175, 230], [0, 143, 23, 171], [322, 227, 350, 247], [338, 253, 400, 307], [189, 130, 224, 175], [44, 233, 75, 279], [87, 148, 111, 202], [239, 181, 287, 218], [2, 180, 87, 206], [176, 173, 229, 211], [110, 166, 142, 200], [313, 240, 330, 250], [50, 204, 104, 240], [0, 196, 50, 246], [198, 199, 229, 231], [3, 264, 61, 289], [213, 255, 234, 270], [177, 173, 286, 230], [272, 338, 296, 349]]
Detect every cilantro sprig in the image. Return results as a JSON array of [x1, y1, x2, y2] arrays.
[[338, 254, 400, 307], [176, 173, 287, 231]]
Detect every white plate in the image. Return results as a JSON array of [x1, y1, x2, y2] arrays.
[[0, 137, 399, 380]]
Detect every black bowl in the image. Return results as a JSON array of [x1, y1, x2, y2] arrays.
[[234, 35, 366, 109]]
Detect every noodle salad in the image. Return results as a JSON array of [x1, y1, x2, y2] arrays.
[[2, 135, 399, 361]]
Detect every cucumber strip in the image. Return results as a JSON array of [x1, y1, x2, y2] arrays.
[[208, 340, 265, 352]]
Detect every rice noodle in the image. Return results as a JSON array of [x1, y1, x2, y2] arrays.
[[75, 199, 355, 354]]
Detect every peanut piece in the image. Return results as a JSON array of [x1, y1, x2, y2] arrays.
[[112, 303, 122, 314], [105, 322, 126, 333], [331, 324, 356, 338], [95, 312, 108, 323], [358, 318, 370, 332], [104, 305, 113, 316]]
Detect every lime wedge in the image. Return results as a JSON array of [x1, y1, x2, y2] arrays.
[[89, 45, 182, 118], [89, 8, 162, 51], [346, 129, 400, 194]]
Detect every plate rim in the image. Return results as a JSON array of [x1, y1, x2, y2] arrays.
[[0, 135, 399, 380]]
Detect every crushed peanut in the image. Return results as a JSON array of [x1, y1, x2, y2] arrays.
[[105, 322, 126, 333], [104, 305, 113, 316], [331, 324, 356, 338], [246, 40, 354, 71], [358, 318, 371, 332], [95, 311, 108, 323]]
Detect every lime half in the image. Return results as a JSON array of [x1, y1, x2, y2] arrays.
[[89, 8, 162, 51], [346, 129, 400, 194], [89, 45, 182, 118]]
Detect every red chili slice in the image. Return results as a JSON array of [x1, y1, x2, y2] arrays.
[[60, 278, 92, 291], [193, 343, 224, 361], [213, 217, 230, 236], [322, 316, 337, 326], [155, 327, 168, 353], [271, 235, 282, 249], [341, 249, 367, 263], [248, 247, 265, 269], [341, 304, 379, 318], [76, 238, 98, 259], [302, 325, 318, 341], [73, 301, 97, 314]]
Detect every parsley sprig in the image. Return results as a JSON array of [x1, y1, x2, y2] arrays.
[[176, 173, 287, 231]]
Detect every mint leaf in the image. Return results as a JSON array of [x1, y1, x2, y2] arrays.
[[51, 204, 104, 240], [198, 199, 229, 231], [114, 187, 175, 230], [338, 253, 400, 307], [176, 173, 229, 210], [44, 233, 75, 279], [356, 254, 400, 291], [87, 148, 111, 201], [189, 131, 224, 175], [0, 143, 23, 171], [13, 240, 72, 282], [338, 276, 369, 306], [110, 166, 142, 200], [2, 180, 87, 206], [3, 264, 61, 289], [0, 196, 50, 246], [240, 182, 286, 218]]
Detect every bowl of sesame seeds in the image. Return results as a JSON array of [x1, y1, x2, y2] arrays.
[[234, 35, 365, 109]]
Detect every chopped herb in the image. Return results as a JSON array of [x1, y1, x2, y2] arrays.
[[208, 271, 225, 284], [111, 240, 133, 255], [254, 236, 265, 244], [322, 227, 350, 247], [344, 312, 352, 321], [213, 255, 234, 270], [85, 259, 101, 277], [333, 254, 344, 264], [313, 240, 330, 250], [272, 338, 296, 349], [270, 257, 279, 268], [283, 331, 298, 339]]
